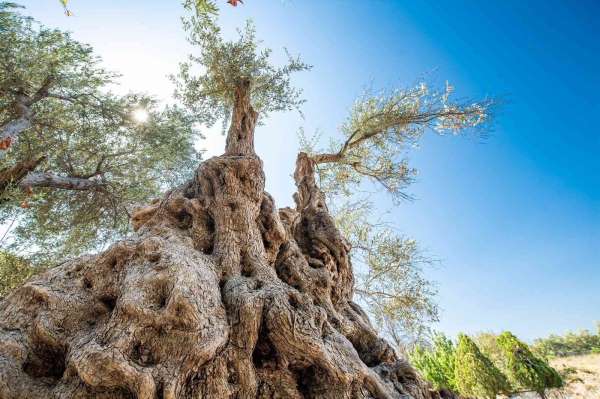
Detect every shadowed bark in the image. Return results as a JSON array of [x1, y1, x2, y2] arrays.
[[0, 87, 457, 399]]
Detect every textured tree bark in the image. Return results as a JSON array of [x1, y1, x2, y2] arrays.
[[0, 89, 455, 398]]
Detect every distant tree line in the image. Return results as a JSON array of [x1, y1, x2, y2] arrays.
[[531, 325, 600, 358], [410, 331, 563, 399]]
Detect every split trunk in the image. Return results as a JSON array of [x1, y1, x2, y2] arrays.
[[0, 83, 453, 399]]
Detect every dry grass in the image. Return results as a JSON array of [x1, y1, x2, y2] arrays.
[[547, 353, 600, 399]]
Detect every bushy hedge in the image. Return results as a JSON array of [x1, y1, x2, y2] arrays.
[[411, 331, 563, 399], [410, 333, 457, 391], [454, 334, 510, 399], [498, 331, 563, 398]]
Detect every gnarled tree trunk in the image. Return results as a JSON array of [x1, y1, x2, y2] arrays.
[[0, 82, 452, 398]]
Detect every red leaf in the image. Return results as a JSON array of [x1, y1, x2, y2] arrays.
[[0, 136, 12, 150]]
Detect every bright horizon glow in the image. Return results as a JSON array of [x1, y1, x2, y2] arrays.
[[19, 1, 600, 341]]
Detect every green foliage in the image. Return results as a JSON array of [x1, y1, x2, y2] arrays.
[[532, 327, 600, 358], [173, 10, 310, 131], [454, 334, 510, 399], [334, 200, 438, 348], [183, 0, 219, 15], [473, 332, 508, 372], [410, 333, 457, 391], [0, 250, 38, 297], [305, 83, 493, 202], [497, 331, 563, 397], [0, 4, 201, 264], [56, 1, 219, 17]]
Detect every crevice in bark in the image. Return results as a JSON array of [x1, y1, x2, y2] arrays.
[[156, 381, 165, 399], [151, 278, 171, 309], [83, 276, 93, 289], [291, 364, 323, 398], [22, 337, 67, 384], [130, 341, 156, 367], [252, 327, 277, 370], [97, 294, 117, 313]]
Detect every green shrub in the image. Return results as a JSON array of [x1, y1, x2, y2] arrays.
[[410, 333, 457, 391], [454, 334, 510, 399], [498, 331, 563, 398]]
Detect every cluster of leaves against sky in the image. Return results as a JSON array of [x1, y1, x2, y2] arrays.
[[0, 2, 201, 264], [0, 0, 492, 347]]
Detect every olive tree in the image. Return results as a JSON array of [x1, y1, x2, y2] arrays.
[[0, 4, 453, 398]]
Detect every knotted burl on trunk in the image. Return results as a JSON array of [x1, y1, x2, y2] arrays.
[[0, 82, 455, 399]]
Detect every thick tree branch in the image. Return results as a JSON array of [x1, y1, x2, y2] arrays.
[[0, 156, 46, 193], [311, 107, 485, 166], [19, 172, 106, 191], [0, 114, 32, 147], [0, 75, 56, 152], [27, 74, 55, 105]]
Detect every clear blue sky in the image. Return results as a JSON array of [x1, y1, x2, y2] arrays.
[[21, 1, 599, 341]]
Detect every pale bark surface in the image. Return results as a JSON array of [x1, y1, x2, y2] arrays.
[[0, 83, 455, 399]]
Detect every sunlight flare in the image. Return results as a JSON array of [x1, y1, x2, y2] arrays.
[[132, 108, 149, 123]]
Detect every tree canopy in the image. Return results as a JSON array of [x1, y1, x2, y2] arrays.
[[0, 2, 201, 264], [173, 9, 310, 131], [303, 82, 492, 202]]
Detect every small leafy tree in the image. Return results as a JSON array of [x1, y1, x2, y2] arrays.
[[410, 333, 457, 391], [303, 82, 492, 202], [454, 333, 510, 399], [497, 331, 563, 399], [173, 10, 310, 132]]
